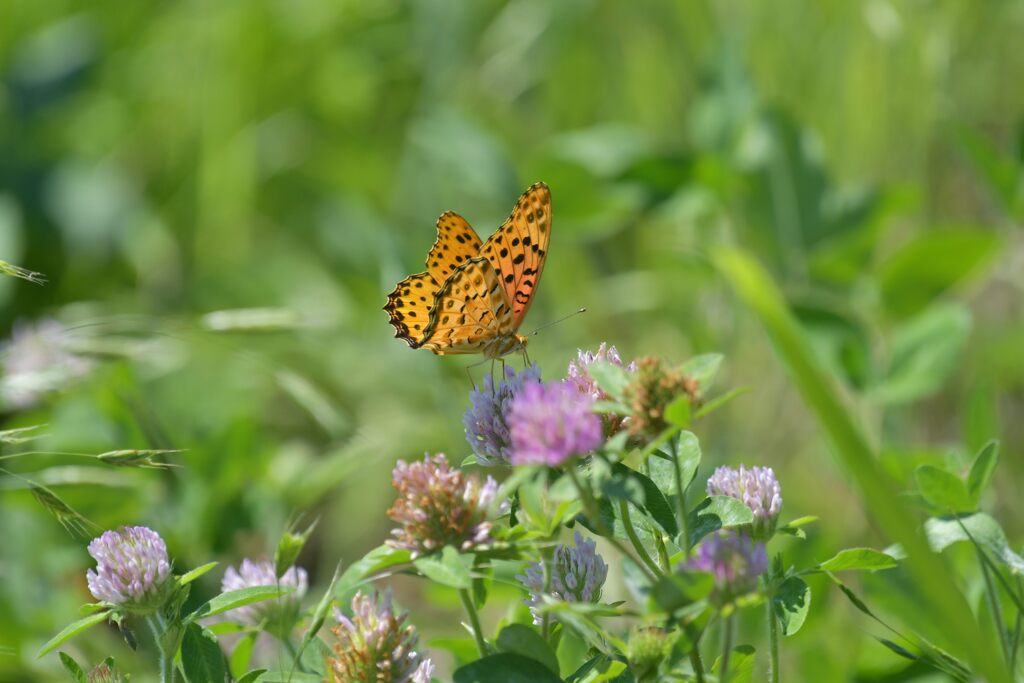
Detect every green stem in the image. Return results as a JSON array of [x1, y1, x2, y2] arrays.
[[720, 613, 735, 683], [540, 544, 554, 641], [617, 499, 663, 578], [979, 545, 1012, 667], [567, 467, 656, 583], [147, 616, 175, 683], [686, 625, 706, 683], [1010, 577, 1023, 674], [459, 588, 488, 657], [669, 435, 691, 558], [767, 589, 780, 683]]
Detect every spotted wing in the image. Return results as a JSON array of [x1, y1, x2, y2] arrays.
[[417, 257, 515, 355], [479, 182, 551, 327], [384, 212, 483, 347]]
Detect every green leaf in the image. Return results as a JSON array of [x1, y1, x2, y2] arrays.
[[695, 385, 751, 419], [335, 544, 411, 597], [237, 670, 267, 683], [687, 496, 754, 547], [187, 585, 292, 623], [179, 561, 219, 586], [454, 652, 563, 683], [773, 577, 811, 636], [275, 518, 317, 578], [664, 394, 691, 428], [819, 548, 897, 572], [38, 611, 110, 657], [872, 303, 972, 404], [711, 644, 756, 683], [609, 464, 678, 536], [496, 624, 560, 675], [878, 230, 999, 317], [966, 440, 999, 504], [649, 572, 714, 613], [915, 465, 974, 513], [180, 623, 228, 683], [255, 672, 322, 682], [58, 652, 86, 683], [586, 362, 631, 402], [413, 546, 472, 589], [925, 513, 1024, 574], [682, 353, 724, 392]]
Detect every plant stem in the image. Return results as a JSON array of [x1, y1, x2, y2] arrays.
[[567, 466, 656, 583], [459, 588, 488, 657], [979, 545, 1012, 667], [669, 435, 691, 558], [767, 588, 780, 683], [617, 499, 663, 578], [686, 624, 706, 683], [720, 613, 735, 683], [540, 543, 554, 641], [1010, 577, 1023, 674], [147, 615, 175, 683]]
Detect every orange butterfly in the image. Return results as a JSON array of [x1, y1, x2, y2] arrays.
[[385, 182, 551, 359]]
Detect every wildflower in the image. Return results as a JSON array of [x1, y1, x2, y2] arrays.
[[1, 318, 92, 409], [507, 380, 603, 467], [464, 365, 542, 466], [567, 343, 636, 433], [628, 626, 671, 683], [623, 356, 699, 436], [566, 343, 636, 402], [684, 531, 768, 605], [387, 454, 502, 558], [706, 465, 782, 540], [85, 526, 172, 614], [326, 591, 434, 683], [517, 531, 608, 625], [87, 661, 125, 683], [220, 558, 308, 635]]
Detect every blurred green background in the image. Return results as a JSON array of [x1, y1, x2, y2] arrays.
[[1, 0, 1023, 680]]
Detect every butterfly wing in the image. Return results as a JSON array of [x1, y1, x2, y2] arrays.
[[479, 182, 551, 327], [417, 257, 515, 355], [385, 212, 484, 346]]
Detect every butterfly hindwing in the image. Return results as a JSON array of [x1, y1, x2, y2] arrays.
[[385, 272, 441, 347], [418, 257, 515, 355], [479, 182, 551, 327]]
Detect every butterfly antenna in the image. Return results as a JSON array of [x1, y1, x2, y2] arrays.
[[527, 308, 587, 337]]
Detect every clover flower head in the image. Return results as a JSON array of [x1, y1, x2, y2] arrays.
[[684, 531, 768, 605], [706, 465, 782, 539], [387, 453, 503, 558], [464, 364, 542, 466], [623, 356, 699, 436], [628, 626, 672, 683], [221, 558, 308, 630], [567, 343, 636, 402], [517, 531, 609, 625], [327, 590, 434, 683], [1, 318, 92, 409], [87, 661, 125, 683], [85, 526, 172, 613], [507, 380, 603, 467]]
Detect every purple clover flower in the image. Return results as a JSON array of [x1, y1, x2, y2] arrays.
[[507, 380, 603, 467], [706, 465, 782, 539], [387, 454, 503, 558], [567, 343, 636, 402], [684, 531, 768, 605], [464, 365, 542, 466], [220, 558, 308, 630], [327, 590, 434, 683], [517, 531, 609, 625], [86, 526, 172, 613]]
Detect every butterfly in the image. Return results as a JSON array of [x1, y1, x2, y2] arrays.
[[384, 182, 551, 359]]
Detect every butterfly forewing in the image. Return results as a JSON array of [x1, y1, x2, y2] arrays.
[[418, 257, 515, 355], [479, 182, 551, 327], [426, 211, 483, 280]]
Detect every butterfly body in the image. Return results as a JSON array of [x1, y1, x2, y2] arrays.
[[385, 183, 550, 358]]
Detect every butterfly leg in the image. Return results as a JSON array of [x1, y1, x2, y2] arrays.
[[465, 356, 490, 389], [522, 347, 532, 368]]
